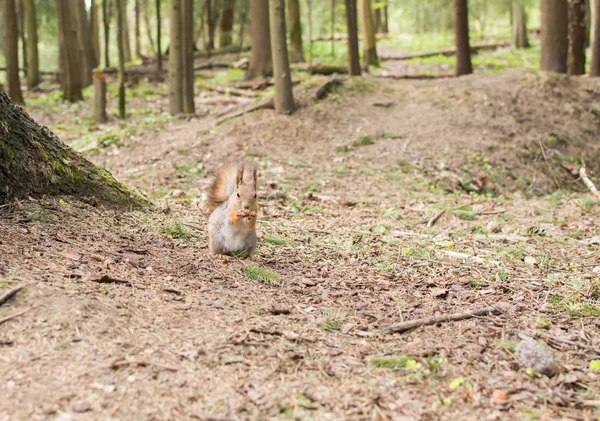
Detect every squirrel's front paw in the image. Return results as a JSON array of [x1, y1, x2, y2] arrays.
[[212, 253, 231, 261], [237, 210, 250, 218]]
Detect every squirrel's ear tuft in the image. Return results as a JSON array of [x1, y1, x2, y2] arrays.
[[236, 163, 244, 186]]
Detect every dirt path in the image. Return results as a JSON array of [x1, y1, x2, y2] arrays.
[[1, 70, 600, 420]]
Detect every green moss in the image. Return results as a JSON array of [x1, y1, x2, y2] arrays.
[[244, 265, 282, 285], [369, 355, 413, 368]]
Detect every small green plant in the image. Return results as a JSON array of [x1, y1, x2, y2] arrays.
[[304, 180, 320, 192], [159, 219, 190, 239], [321, 310, 346, 330], [335, 144, 352, 153], [369, 355, 413, 368], [453, 205, 477, 220], [244, 265, 282, 286], [28, 210, 58, 222], [370, 224, 389, 234], [589, 360, 600, 371], [264, 234, 286, 245], [499, 340, 520, 352], [352, 135, 375, 147]]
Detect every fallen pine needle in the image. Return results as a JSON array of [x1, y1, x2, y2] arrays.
[[427, 208, 446, 227], [580, 167, 600, 200], [0, 284, 26, 306], [384, 304, 508, 333], [0, 306, 33, 325]]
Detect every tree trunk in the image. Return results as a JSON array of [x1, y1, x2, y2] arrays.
[[120, 0, 132, 62], [116, 0, 126, 118], [287, 0, 305, 62], [345, 0, 361, 75], [156, 0, 163, 73], [247, 0, 272, 79], [94, 70, 107, 123], [206, 0, 217, 51], [103, 0, 111, 67], [512, 1, 530, 48], [382, 4, 389, 33], [23, 0, 40, 89], [135, 0, 142, 58], [569, 0, 586, 75], [219, 0, 235, 48], [591, 0, 600, 76], [142, 0, 157, 54], [91, 0, 101, 67], [331, 0, 335, 56], [17, 0, 27, 75], [75, 0, 96, 86], [182, 0, 195, 114], [4, 0, 24, 104], [584, 0, 591, 48], [0, 92, 149, 208], [360, 0, 378, 67], [454, 0, 473, 76], [269, 0, 295, 114], [374, 5, 383, 33], [541, 0, 569, 73], [57, 0, 84, 101], [169, 0, 183, 113]]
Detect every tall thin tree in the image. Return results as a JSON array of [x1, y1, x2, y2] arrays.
[[219, 0, 235, 48], [23, 0, 40, 89], [116, 0, 126, 118], [75, 0, 96, 86], [156, 0, 163, 73], [540, 0, 569, 73], [182, 0, 194, 114], [91, 0, 101, 66], [454, 0, 473, 76], [360, 0, 378, 67], [345, 0, 361, 75], [135, 0, 142, 58], [569, 0, 586, 75], [168, 0, 183, 113], [512, 0, 530, 48], [4, 0, 24, 104], [269, 0, 295, 114], [591, 0, 600, 76], [247, 0, 272, 79], [288, 0, 305, 62], [56, 0, 84, 102], [103, 0, 111, 67]]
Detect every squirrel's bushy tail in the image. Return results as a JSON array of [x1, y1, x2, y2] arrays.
[[207, 161, 239, 216]]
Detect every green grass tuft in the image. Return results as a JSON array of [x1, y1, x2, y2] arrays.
[[244, 265, 282, 285], [159, 219, 190, 239], [369, 355, 413, 368], [264, 234, 286, 245]]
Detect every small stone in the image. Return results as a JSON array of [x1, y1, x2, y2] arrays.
[[491, 389, 507, 403], [174, 377, 187, 387], [172, 190, 184, 198], [487, 220, 501, 234], [515, 337, 556, 376], [71, 401, 91, 413]]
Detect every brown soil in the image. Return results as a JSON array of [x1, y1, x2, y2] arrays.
[[1, 69, 600, 421]]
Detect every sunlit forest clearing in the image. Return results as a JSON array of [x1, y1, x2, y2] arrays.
[[1, 0, 600, 420]]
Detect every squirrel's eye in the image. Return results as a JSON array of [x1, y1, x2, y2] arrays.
[[237, 193, 240, 198]]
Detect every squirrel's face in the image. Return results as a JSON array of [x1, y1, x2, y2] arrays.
[[235, 182, 257, 210]]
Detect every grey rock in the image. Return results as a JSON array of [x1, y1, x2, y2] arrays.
[[515, 337, 556, 376]]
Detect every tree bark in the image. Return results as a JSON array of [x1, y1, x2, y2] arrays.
[[103, 0, 111, 67], [541, 0, 569, 73], [206, 0, 217, 51], [269, 0, 295, 114], [56, 0, 84, 102], [75, 0, 96, 86], [247, 0, 272, 79], [591, 0, 600, 76], [288, 0, 305, 62], [135, 0, 142, 58], [93, 71, 107, 123], [219, 0, 235, 48], [156, 0, 163, 73], [168, 0, 183, 113], [4, 0, 24, 104], [91, 0, 101, 67], [120, 0, 132, 62], [584, 0, 591, 48], [345, 0, 361, 75], [360, 0, 378, 67], [0, 92, 149, 208], [331, 0, 335, 56], [182, 0, 195, 114], [454, 0, 473, 76], [569, 0, 586, 75], [142, 0, 157, 54], [116, 0, 126, 118], [23, 0, 40, 89], [17, 0, 27, 75], [512, 1, 530, 48]]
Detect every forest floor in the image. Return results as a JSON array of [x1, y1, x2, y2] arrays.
[[1, 65, 600, 421]]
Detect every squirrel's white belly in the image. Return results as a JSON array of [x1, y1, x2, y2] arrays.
[[208, 203, 256, 256]]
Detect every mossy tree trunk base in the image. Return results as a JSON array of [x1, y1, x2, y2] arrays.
[[0, 92, 150, 208]]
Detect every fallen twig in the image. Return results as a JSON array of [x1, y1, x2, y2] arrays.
[[203, 85, 259, 98], [384, 304, 507, 333], [426, 208, 447, 227], [215, 98, 274, 126], [579, 167, 600, 200], [91, 275, 132, 287], [0, 284, 26, 306], [380, 42, 510, 61], [110, 358, 178, 371], [194, 62, 232, 71], [0, 306, 33, 325]]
